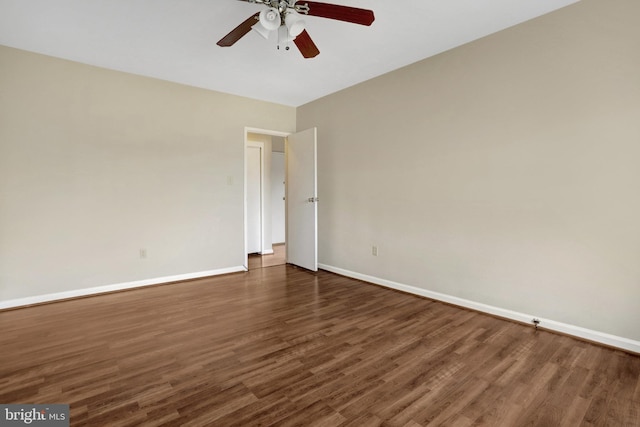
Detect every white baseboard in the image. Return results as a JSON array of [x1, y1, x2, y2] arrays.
[[318, 263, 640, 354], [0, 266, 246, 310], [260, 249, 275, 255]]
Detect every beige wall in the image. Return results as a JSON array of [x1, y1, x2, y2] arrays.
[[298, 0, 640, 341], [0, 45, 295, 301]]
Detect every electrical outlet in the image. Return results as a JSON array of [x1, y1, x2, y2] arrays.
[[140, 249, 147, 259], [372, 245, 378, 256]]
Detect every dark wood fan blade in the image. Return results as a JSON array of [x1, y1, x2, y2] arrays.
[[217, 12, 260, 47], [294, 29, 320, 58], [302, 1, 375, 26]]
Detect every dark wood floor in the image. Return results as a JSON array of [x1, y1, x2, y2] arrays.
[[1, 266, 638, 426]]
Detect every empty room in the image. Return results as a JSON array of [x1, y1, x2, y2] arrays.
[[1, 0, 639, 425]]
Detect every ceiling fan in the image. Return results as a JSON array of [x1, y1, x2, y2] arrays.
[[217, 0, 375, 58]]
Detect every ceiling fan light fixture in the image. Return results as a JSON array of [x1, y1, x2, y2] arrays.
[[252, 22, 272, 39], [217, 0, 375, 59], [278, 25, 295, 46], [285, 12, 305, 38], [259, 8, 281, 31]]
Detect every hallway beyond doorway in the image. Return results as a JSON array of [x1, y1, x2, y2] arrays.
[[248, 244, 285, 269]]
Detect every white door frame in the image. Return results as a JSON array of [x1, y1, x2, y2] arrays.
[[244, 127, 291, 270], [246, 141, 264, 256]]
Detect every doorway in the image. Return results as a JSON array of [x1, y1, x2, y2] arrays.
[[244, 127, 318, 271], [245, 129, 289, 270]]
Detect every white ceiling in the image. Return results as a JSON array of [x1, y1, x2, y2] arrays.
[[0, 0, 579, 107]]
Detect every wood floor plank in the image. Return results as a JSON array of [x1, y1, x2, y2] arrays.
[[0, 265, 638, 426]]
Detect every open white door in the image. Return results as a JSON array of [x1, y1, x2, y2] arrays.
[[286, 128, 318, 271]]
